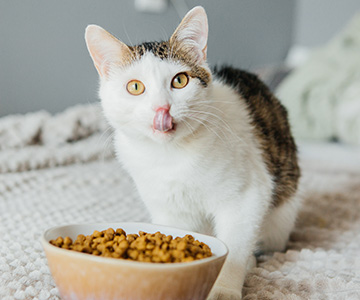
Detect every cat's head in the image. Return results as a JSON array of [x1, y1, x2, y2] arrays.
[[85, 6, 211, 143]]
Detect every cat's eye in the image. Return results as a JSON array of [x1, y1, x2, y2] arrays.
[[171, 73, 189, 89], [127, 80, 145, 95]]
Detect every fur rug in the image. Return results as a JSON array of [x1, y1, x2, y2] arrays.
[[0, 104, 359, 300]]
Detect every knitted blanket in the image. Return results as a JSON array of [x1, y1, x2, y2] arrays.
[[276, 13, 360, 146], [1, 104, 359, 300]]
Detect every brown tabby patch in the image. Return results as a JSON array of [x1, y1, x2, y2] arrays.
[[128, 41, 211, 87], [214, 66, 300, 207]]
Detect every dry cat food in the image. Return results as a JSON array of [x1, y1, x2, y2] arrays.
[[50, 228, 212, 263]]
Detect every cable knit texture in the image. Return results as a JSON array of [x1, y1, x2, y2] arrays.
[[0, 104, 360, 300]]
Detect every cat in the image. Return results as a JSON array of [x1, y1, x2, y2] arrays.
[[85, 6, 300, 300]]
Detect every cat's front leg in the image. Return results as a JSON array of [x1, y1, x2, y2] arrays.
[[149, 208, 195, 232], [207, 198, 267, 300], [208, 255, 256, 300]]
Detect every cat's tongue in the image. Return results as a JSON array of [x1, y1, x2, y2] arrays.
[[153, 108, 173, 132]]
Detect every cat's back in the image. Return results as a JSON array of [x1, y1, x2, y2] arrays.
[[214, 66, 300, 207]]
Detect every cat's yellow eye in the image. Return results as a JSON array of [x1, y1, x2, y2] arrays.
[[171, 73, 189, 89], [127, 80, 145, 95]]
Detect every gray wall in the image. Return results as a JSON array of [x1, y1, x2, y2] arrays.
[[0, 0, 295, 116], [294, 0, 360, 47]]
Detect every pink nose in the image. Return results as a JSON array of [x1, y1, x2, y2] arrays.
[[153, 107, 173, 132]]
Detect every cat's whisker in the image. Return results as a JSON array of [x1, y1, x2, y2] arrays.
[[181, 119, 197, 137], [97, 127, 116, 162], [192, 107, 247, 145], [159, 27, 170, 44], [103, 132, 115, 155], [194, 103, 227, 117], [193, 99, 238, 105], [189, 108, 246, 147], [122, 21, 135, 48], [175, 103, 240, 145], [188, 109, 239, 138], [190, 118, 225, 143], [192, 115, 236, 146], [97, 126, 114, 149], [176, 103, 247, 147], [186, 114, 229, 144], [98, 125, 113, 142]]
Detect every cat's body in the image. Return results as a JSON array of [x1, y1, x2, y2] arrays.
[[85, 6, 300, 299]]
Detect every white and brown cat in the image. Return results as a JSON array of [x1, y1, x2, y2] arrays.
[[85, 6, 300, 299]]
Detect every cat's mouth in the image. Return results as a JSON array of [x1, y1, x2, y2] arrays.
[[153, 107, 175, 133]]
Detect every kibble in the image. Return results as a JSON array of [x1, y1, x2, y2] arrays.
[[50, 228, 212, 263]]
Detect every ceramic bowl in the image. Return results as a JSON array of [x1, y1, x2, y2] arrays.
[[42, 222, 228, 300]]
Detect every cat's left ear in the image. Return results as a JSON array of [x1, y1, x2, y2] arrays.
[[170, 6, 208, 64]]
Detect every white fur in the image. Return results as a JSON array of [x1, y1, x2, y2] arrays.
[[86, 7, 300, 300], [98, 53, 299, 299]]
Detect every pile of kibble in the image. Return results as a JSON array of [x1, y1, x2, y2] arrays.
[[50, 228, 212, 263]]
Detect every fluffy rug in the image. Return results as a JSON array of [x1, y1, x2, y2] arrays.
[[0, 104, 359, 300]]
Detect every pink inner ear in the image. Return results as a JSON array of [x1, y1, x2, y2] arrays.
[[89, 48, 108, 77], [197, 31, 208, 60], [171, 7, 209, 64], [197, 28, 208, 49], [87, 40, 116, 78], [85, 25, 131, 78], [188, 27, 208, 63]]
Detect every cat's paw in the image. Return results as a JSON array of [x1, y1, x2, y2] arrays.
[[207, 286, 242, 300]]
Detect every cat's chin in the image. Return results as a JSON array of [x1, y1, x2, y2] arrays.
[[149, 126, 177, 143]]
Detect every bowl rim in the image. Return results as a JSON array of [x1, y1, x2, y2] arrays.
[[42, 222, 229, 269]]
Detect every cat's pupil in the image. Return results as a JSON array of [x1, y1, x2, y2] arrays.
[[134, 83, 138, 90], [176, 76, 181, 84]]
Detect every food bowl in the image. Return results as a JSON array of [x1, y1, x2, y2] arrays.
[[42, 222, 228, 300]]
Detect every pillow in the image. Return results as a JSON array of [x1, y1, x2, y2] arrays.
[[276, 13, 360, 145]]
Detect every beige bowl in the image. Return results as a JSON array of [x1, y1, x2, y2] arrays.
[[42, 222, 228, 300]]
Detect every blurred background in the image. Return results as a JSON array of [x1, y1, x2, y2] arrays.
[[1, 0, 360, 117]]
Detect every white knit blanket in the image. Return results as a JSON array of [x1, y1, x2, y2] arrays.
[[276, 13, 360, 146], [1, 104, 360, 300]]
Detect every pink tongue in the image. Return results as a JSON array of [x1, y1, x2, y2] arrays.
[[153, 108, 173, 132]]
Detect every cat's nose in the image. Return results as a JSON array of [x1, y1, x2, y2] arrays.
[[153, 106, 174, 132]]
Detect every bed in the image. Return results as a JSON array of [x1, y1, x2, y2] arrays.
[[0, 98, 359, 300]]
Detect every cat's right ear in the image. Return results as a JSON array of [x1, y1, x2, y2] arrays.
[[85, 25, 131, 78], [170, 6, 208, 65]]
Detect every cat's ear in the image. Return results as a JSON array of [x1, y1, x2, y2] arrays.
[[170, 6, 208, 64], [85, 25, 132, 78]]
